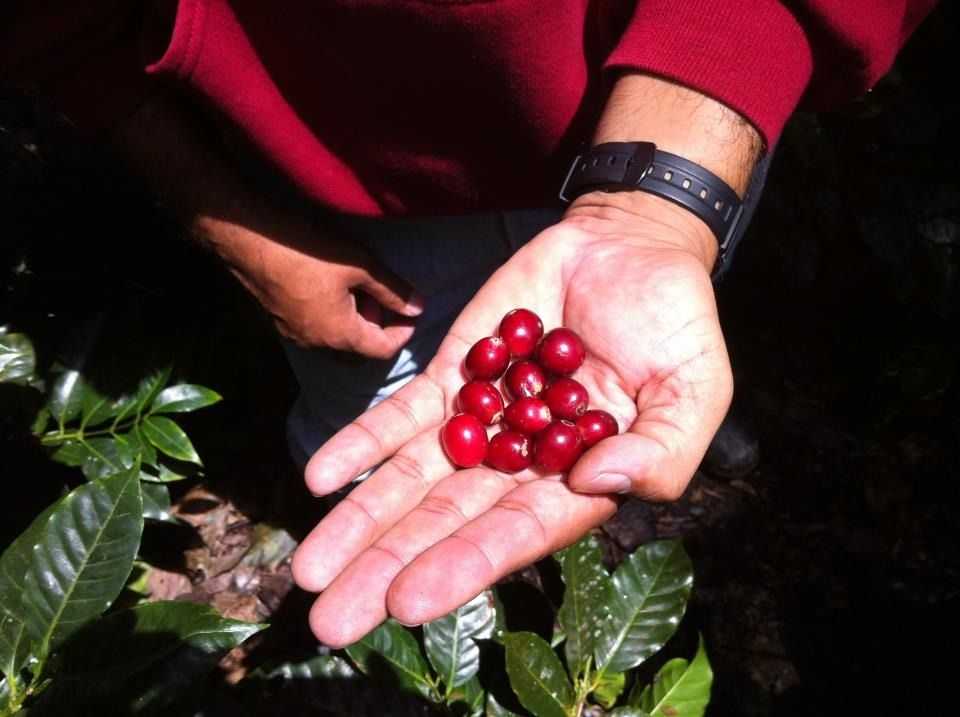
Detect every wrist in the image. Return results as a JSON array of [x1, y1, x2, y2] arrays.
[[562, 190, 719, 273]]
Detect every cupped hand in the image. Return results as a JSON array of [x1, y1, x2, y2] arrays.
[[291, 193, 733, 647]]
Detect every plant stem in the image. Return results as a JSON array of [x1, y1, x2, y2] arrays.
[[39, 420, 138, 445]]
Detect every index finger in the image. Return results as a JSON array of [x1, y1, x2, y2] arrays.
[[305, 372, 449, 495]]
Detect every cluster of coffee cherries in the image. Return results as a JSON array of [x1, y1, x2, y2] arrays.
[[441, 308, 619, 473]]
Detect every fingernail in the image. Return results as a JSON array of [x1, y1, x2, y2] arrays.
[[404, 292, 425, 316], [583, 473, 632, 494]]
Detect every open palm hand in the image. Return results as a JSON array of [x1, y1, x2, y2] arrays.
[[292, 198, 733, 647]]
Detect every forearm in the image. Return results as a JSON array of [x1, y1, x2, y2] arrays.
[[565, 73, 763, 271]]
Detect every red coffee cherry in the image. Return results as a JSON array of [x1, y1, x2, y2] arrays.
[[441, 413, 489, 468], [465, 336, 510, 380], [458, 380, 504, 425], [503, 397, 552, 435], [486, 431, 533, 473], [575, 410, 619, 448], [503, 360, 547, 401], [498, 308, 544, 359], [543, 377, 589, 420], [536, 328, 585, 376], [534, 420, 583, 472]]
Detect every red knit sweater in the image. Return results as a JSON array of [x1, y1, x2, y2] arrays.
[[2, 0, 936, 216]]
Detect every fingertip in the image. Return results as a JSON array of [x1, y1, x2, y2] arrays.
[[304, 451, 340, 496], [291, 542, 329, 593]]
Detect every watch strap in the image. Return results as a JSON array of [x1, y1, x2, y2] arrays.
[[559, 142, 745, 265]]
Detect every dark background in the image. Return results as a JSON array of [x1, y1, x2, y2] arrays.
[[2, 3, 958, 715]]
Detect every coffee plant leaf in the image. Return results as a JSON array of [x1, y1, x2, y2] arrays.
[[47, 601, 264, 713], [485, 691, 522, 716], [633, 636, 712, 717], [424, 590, 495, 690], [446, 674, 485, 716], [150, 384, 221, 414], [557, 534, 612, 677], [141, 416, 201, 465], [0, 496, 68, 678], [110, 366, 173, 426], [609, 708, 651, 717], [140, 482, 174, 523], [46, 369, 87, 425], [346, 620, 434, 699], [503, 631, 574, 717], [594, 540, 693, 674], [0, 333, 35, 385], [256, 653, 358, 681], [48, 440, 89, 468], [22, 467, 143, 654], [592, 669, 626, 709], [120, 427, 158, 468], [79, 436, 137, 481]]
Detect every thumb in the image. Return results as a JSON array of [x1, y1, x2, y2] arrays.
[[567, 386, 731, 500], [357, 261, 425, 318]]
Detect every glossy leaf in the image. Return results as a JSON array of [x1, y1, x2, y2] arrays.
[[47, 369, 87, 425], [140, 483, 174, 523], [0, 497, 67, 678], [22, 468, 143, 654], [609, 709, 651, 717], [592, 670, 626, 709], [634, 637, 712, 717], [485, 692, 522, 716], [111, 367, 172, 426], [447, 674, 485, 717], [595, 540, 693, 673], [56, 601, 264, 681], [120, 428, 158, 469], [0, 333, 35, 384], [48, 440, 89, 468], [503, 632, 574, 717], [346, 620, 434, 699], [150, 384, 221, 414], [50, 601, 264, 713], [79, 388, 125, 430], [425, 590, 496, 691], [141, 416, 201, 465], [79, 436, 136, 481], [557, 534, 612, 677], [258, 654, 358, 681]]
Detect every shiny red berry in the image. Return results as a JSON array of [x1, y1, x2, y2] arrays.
[[536, 328, 586, 376], [543, 377, 589, 420], [486, 431, 533, 473], [575, 410, 619, 448], [442, 413, 489, 468], [534, 420, 583, 472], [503, 397, 552, 435], [503, 360, 546, 400], [498, 308, 544, 359], [465, 336, 510, 380], [458, 380, 504, 425]]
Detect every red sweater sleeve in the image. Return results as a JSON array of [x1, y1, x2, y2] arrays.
[[605, 0, 938, 148]]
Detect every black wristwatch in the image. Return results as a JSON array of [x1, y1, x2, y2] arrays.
[[558, 142, 744, 269]]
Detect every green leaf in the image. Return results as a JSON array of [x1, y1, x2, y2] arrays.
[[141, 416, 201, 465], [447, 674, 485, 716], [48, 440, 89, 468], [56, 601, 264, 681], [150, 384, 221, 414], [0, 334, 35, 384], [79, 388, 127, 430], [0, 496, 68, 679], [22, 468, 144, 655], [609, 709, 651, 717], [111, 367, 173, 426], [140, 483, 174, 523], [592, 670, 626, 709], [79, 436, 136, 481], [257, 654, 358, 681], [634, 637, 712, 717], [119, 427, 158, 468], [557, 535, 612, 678], [503, 632, 574, 717], [50, 601, 264, 712], [425, 591, 496, 691], [47, 369, 88, 425], [346, 620, 435, 699], [595, 540, 693, 673], [485, 692, 522, 716], [138, 462, 189, 484]]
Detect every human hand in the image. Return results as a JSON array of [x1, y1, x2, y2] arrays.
[[202, 212, 424, 357], [291, 191, 733, 647]]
